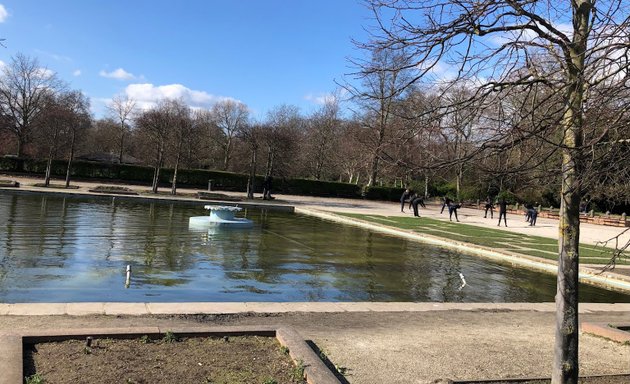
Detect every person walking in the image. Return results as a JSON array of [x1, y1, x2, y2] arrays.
[[440, 196, 452, 214], [497, 198, 508, 227], [484, 196, 494, 219], [400, 188, 411, 212], [528, 206, 538, 226]]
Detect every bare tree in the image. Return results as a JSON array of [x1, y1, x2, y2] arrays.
[[107, 94, 136, 164], [0, 53, 64, 157], [303, 95, 342, 180], [345, 47, 412, 186], [360, 1, 630, 382], [62, 91, 91, 187], [136, 101, 172, 193], [166, 99, 193, 195], [263, 105, 303, 178], [238, 122, 263, 199], [210, 99, 249, 171]]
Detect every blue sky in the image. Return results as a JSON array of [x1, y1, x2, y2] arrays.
[[0, 1, 372, 118]]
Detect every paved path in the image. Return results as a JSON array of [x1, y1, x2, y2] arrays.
[[3, 174, 628, 248]]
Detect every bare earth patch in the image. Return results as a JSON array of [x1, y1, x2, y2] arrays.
[[24, 335, 306, 384]]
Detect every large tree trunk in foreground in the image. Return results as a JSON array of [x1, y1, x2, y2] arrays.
[[553, 2, 589, 380]]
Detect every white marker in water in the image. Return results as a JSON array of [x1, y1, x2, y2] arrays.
[[458, 272, 467, 291], [125, 265, 131, 288]]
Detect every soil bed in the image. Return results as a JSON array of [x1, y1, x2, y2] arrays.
[[25, 335, 305, 384]]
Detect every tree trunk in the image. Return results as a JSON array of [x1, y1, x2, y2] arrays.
[[368, 153, 379, 187], [152, 142, 164, 194], [246, 147, 257, 199], [16, 136, 24, 158], [553, 109, 584, 384], [223, 137, 232, 171], [118, 125, 125, 164], [65, 131, 76, 188], [171, 148, 181, 196], [424, 174, 429, 198], [456, 166, 463, 200], [265, 146, 274, 177], [553, 2, 589, 381], [44, 149, 53, 187]]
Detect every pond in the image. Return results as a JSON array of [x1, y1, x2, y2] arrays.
[[0, 192, 627, 303]]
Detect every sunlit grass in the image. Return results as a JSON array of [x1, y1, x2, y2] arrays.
[[338, 213, 628, 265]]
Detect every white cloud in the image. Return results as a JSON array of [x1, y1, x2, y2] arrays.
[[35, 67, 55, 79], [99, 68, 136, 80], [304, 93, 336, 105], [0, 5, 9, 23], [123, 83, 237, 110], [73, 69, 81, 77]]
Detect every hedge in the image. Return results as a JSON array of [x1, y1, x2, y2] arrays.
[[0, 157, 364, 199]]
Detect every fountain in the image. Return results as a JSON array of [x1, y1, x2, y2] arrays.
[[189, 205, 254, 229]]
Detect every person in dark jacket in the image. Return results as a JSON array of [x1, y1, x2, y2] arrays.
[[484, 196, 494, 219], [411, 195, 424, 217], [524, 203, 534, 222], [448, 203, 461, 222], [400, 189, 411, 212], [528, 206, 538, 226], [440, 196, 453, 214], [497, 198, 508, 227], [408, 193, 426, 210]]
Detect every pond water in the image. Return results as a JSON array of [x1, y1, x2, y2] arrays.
[[0, 192, 628, 303]]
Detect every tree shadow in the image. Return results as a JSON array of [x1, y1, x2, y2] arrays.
[[306, 339, 351, 384]]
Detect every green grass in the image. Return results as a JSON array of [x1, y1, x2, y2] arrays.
[[338, 213, 629, 265]]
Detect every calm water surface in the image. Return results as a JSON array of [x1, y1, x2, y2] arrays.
[[0, 192, 627, 303]]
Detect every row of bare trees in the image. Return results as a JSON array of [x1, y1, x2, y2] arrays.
[[0, 52, 627, 209]]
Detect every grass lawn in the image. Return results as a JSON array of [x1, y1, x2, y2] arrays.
[[337, 213, 629, 266]]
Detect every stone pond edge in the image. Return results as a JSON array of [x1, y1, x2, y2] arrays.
[[295, 207, 630, 295]]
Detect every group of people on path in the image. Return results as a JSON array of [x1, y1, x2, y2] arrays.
[[399, 189, 539, 227]]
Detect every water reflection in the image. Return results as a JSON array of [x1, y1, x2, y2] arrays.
[[0, 191, 628, 303]]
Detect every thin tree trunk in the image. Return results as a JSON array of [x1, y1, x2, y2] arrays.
[[44, 149, 53, 187], [171, 149, 181, 196], [152, 142, 164, 194], [16, 136, 23, 157], [247, 147, 257, 199], [223, 137, 232, 171], [424, 174, 429, 198], [118, 125, 125, 164], [265, 146, 274, 177], [65, 131, 76, 188]]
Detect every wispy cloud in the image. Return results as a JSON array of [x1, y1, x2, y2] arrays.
[[34, 49, 72, 63], [304, 93, 336, 105], [73, 69, 82, 77], [304, 89, 348, 105], [0, 5, 9, 23], [99, 68, 136, 81], [123, 83, 237, 110]]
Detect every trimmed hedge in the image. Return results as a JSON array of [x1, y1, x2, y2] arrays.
[[0, 157, 364, 199], [363, 186, 406, 201]]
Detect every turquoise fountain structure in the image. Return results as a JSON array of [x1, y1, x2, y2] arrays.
[[189, 205, 254, 229]]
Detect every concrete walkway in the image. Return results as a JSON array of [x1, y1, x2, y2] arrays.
[[1, 175, 630, 383]]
